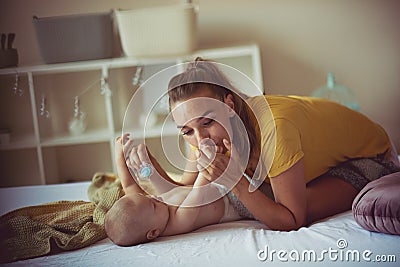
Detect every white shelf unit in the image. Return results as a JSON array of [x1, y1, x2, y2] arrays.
[[0, 44, 263, 186]]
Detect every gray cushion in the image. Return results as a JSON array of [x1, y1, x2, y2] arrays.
[[352, 172, 400, 235]]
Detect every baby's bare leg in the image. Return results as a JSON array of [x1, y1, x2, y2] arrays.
[[305, 176, 358, 225]]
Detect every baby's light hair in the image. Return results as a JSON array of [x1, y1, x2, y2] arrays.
[[105, 196, 148, 246]]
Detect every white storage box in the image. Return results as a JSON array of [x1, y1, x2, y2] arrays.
[[115, 4, 197, 57], [33, 12, 114, 64]]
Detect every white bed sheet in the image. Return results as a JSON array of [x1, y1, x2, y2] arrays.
[[1, 182, 399, 267]]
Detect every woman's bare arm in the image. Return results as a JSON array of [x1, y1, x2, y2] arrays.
[[233, 160, 307, 230]]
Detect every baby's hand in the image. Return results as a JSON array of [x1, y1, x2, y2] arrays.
[[114, 134, 146, 193], [114, 135, 125, 164], [122, 133, 152, 179]]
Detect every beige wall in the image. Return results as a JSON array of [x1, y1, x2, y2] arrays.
[[1, 0, 399, 150]]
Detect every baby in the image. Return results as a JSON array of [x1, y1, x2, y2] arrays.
[[105, 136, 243, 246]]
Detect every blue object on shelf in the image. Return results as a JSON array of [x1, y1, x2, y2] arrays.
[[311, 72, 360, 111]]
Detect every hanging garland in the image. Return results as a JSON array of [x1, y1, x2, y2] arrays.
[[10, 66, 144, 135], [67, 66, 143, 135]]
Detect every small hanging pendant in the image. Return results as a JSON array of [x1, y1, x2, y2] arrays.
[[39, 94, 50, 118], [12, 72, 23, 96], [68, 96, 86, 135], [132, 66, 143, 86]]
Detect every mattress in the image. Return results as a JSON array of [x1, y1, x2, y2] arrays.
[[0, 181, 399, 267]]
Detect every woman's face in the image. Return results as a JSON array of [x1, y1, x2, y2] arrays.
[[171, 87, 235, 154]]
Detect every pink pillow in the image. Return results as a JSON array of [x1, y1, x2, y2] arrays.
[[352, 172, 400, 235]]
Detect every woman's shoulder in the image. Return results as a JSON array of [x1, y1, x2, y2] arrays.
[[246, 95, 307, 121], [248, 94, 359, 117], [247, 94, 314, 108]]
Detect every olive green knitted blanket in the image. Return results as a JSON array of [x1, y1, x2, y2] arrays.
[[0, 173, 123, 263]]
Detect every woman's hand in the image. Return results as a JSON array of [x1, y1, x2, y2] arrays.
[[196, 139, 246, 189]]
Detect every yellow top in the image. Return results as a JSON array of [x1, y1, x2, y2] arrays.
[[246, 95, 392, 183]]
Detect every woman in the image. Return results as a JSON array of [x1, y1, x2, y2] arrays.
[[126, 58, 399, 231]]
